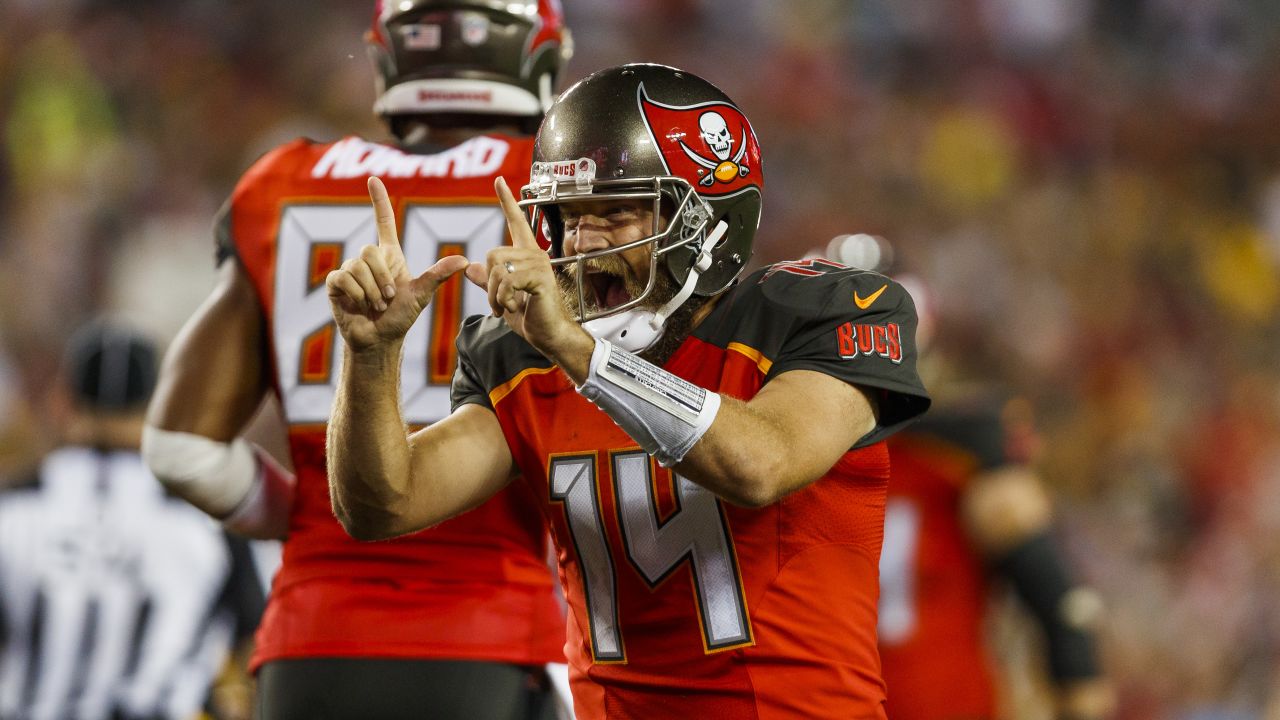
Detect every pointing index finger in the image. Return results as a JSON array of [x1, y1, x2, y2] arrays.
[[495, 177, 537, 250], [368, 176, 401, 250]]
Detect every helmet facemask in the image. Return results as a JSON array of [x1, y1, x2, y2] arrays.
[[520, 160, 722, 349]]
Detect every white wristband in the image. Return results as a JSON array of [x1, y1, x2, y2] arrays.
[[576, 338, 721, 467], [142, 426, 296, 539], [142, 426, 256, 516]]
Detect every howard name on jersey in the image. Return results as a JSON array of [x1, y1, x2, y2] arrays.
[[452, 260, 931, 719], [217, 134, 565, 670]]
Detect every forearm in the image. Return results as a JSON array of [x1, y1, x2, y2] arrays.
[[677, 384, 876, 506], [532, 322, 594, 383], [673, 397, 802, 508], [992, 531, 1107, 696], [144, 262, 291, 537], [570, 338, 873, 508], [327, 341, 416, 539], [546, 329, 786, 504]]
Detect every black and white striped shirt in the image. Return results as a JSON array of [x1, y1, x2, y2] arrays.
[[0, 447, 262, 720]]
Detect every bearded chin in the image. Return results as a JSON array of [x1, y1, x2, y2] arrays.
[[557, 258, 704, 366], [556, 256, 677, 318]]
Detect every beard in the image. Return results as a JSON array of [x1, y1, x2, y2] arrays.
[[556, 254, 707, 366], [556, 253, 657, 318]]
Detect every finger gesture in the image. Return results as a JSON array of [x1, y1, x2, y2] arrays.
[[327, 177, 469, 352], [464, 177, 584, 358]]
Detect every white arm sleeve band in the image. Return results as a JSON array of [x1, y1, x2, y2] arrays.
[[141, 426, 296, 539], [576, 338, 721, 467]]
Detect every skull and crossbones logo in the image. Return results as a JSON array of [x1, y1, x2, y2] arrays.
[[679, 111, 750, 186]]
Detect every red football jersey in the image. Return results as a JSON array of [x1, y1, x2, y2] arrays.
[[219, 134, 565, 669], [879, 410, 1009, 720], [454, 261, 931, 718]]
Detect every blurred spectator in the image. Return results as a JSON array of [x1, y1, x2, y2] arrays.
[[0, 320, 262, 720]]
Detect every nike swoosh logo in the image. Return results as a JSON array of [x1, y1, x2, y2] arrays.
[[853, 284, 888, 310]]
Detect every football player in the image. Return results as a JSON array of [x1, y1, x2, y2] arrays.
[[142, 3, 572, 719], [326, 63, 932, 718], [875, 275, 1114, 720]]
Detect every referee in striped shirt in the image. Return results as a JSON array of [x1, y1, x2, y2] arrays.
[[0, 321, 263, 720]]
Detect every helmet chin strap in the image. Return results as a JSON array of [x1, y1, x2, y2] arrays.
[[580, 220, 728, 353], [651, 220, 727, 330]]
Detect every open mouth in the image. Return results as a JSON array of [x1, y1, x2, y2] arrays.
[[587, 269, 633, 310]]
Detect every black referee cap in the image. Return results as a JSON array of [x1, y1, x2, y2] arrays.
[[64, 320, 158, 411]]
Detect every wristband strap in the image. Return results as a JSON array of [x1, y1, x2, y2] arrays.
[[577, 338, 721, 467]]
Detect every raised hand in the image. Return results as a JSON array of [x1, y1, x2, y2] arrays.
[[328, 176, 469, 352], [464, 177, 589, 362]]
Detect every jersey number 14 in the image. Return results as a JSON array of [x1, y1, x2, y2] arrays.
[[550, 451, 754, 662]]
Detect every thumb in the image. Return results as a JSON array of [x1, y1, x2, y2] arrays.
[[410, 254, 470, 304], [464, 261, 489, 290]]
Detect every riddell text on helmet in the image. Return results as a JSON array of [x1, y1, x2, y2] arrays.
[[312, 136, 510, 180]]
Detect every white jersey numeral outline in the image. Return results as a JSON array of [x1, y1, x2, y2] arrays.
[[877, 497, 922, 645], [549, 451, 753, 663], [272, 202, 505, 425]]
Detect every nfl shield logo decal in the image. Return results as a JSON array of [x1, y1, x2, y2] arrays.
[[461, 15, 490, 46]]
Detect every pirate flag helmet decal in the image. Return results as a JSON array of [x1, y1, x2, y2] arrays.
[[638, 86, 759, 194], [520, 63, 763, 348]]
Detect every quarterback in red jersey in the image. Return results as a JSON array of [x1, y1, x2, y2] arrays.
[[143, 2, 571, 718], [326, 64, 931, 718]]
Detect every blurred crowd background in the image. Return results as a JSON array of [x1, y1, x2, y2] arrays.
[[2, 0, 1279, 718]]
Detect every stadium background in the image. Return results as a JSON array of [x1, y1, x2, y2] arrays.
[[2, 0, 1279, 717]]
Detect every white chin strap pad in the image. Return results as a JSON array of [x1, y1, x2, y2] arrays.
[[582, 309, 664, 353], [576, 338, 721, 467]]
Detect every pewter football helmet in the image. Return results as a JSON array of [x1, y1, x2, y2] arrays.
[[369, 0, 572, 119], [520, 64, 764, 346]]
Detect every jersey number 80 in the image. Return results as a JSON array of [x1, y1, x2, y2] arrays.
[[271, 202, 505, 425]]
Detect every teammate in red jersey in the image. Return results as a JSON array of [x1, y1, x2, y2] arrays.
[[874, 276, 1113, 720], [142, 3, 572, 718], [325, 63, 931, 718]]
